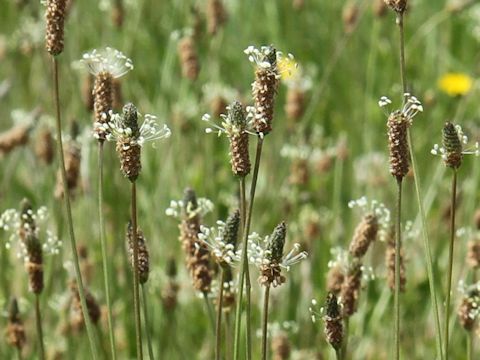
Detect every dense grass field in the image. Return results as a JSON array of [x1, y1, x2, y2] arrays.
[[1, 0, 480, 359]]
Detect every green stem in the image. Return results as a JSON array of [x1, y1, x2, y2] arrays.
[[396, 7, 444, 359], [408, 130, 444, 359], [335, 348, 342, 360], [131, 181, 143, 360], [216, 269, 226, 360], [261, 285, 271, 360], [51, 56, 98, 360], [16, 347, 22, 360], [444, 170, 457, 359], [35, 295, 45, 360], [397, 12, 407, 95], [467, 332, 473, 360], [203, 291, 216, 333], [142, 285, 154, 360], [341, 317, 349, 360], [394, 178, 403, 360], [98, 143, 117, 360], [233, 137, 264, 360]]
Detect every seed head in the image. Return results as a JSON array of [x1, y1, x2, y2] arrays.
[[116, 103, 141, 181], [178, 35, 200, 81], [6, 298, 26, 350], [55, 139, 81, 199], [326, 265, 344, 295], [223, 209, 240, 247], [206, 0, 228, 35], [458, 288, 480, 332], [340, 262, 362, 317], [0, 124, 31, 156], [271, 332, 291, 360], [349, 213, 378, 258], [127, 222, 150, 284], [45, 0, 67, 56], [69, 280, 101, 332], [227, 101, 251, 177], [442, 122, 463, 169], [267, 221, 287, 264], [387, 111, 409, 180], [467, 240, 480, 270], [384, 0, 407, 13], [35, 127, 55, 165], [324, 292, 343, 351], [285, 87, 305, 123], [93, 72, 113, 141]]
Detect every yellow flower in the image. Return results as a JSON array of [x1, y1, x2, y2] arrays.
[[277, 56, 299, 82], [438, 73, 473, 97]]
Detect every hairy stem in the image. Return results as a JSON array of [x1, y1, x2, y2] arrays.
[[35, 295, 45, 360], [233, 137, 264, 360], [216, 269, 226, 360], [394, 178, 403, 360], [261, 285, 271, 360], [444, 170, 457, 359], [51, 56, 98, 359], [98, 143, 116, 359], [131, 181, 143, 360], [141, 285, 154, 360]]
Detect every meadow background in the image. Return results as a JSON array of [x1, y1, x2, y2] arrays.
[[1, 0, 480, 359]]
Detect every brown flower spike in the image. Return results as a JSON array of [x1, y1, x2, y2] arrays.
[[387, 111, 409, 180], [207, 0, 227, 35], [19, 199, 44, 294], [386, 226, 406, 292], [226, 101, 251, 177], [349, 213, 378, 258], [45, 0, 67, 56], [6, 298, 26, 351], [247, 45, 280, 135], [69, 280, 101, 332], [324, 292, 343, 351], [340, 262, 362, 317], [178, 35, 200, 81], [127, 222, 150, 284], [384, 0, 407, 13], [179, 188, 213, 293], [116, 103, 142, 181]]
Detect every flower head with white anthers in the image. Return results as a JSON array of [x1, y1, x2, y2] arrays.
[[327, 247, 375, 282], [105, 110, 171, 146], [244, 45, 296, 79], [165, 197, 214, 220], [81, 47, 133, 78], [457, 280, 480, 329], [247, 223, 307, 287], [201, 101, 255, 137], [378, 93, 424, 124], [0, 205, 62, 259], [431, 123, 479, 159], [198, 210, 241, 267], [348, 196, 391, 241]]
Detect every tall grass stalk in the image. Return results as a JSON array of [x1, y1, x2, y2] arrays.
[[215, 269, 226, 360], [234, 136, 264, 360], [203, 291, 216, 333], [261, 284, 270, 360], [396, 11, 444, 360], [130, 182, 143, 359], [141, 285, 154, 360], [35, 295, 45, 360], [341, 318, 349, 360], [51, 56, 99, 360], [98, 143, 116, 359], [394, 178, 403, 360], [444, 170, 458, 359]]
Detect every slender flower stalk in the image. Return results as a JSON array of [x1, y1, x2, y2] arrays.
[[384, 1, 445, 357], [199, 210, 240, 360], [142, 285, 154, 360], [431, 122, 479, 358], [248, 222, 307, 360], [45, 1, 99, 357], [232, 44, 291, 360], [111, 103, 170, 359], [80, 47, 133, 360]]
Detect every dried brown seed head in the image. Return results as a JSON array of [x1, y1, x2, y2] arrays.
[[326, 265, 345, 295], [55, 140, 81, 199], [467, 240, 480, 270], [385, 226, 406, 292], [178, 36, 200, 81], [93, 71, 113, 141], [384, 0, 407, 13], [271, 332, 291, 360], [69, 280, 101, 331], [340, 262, 362, 317], [35, 127, 55, 165], [127, 222, 150, 284], [45, 0, 67, 56], [227, 101, 251, 177], [387, 111, 409, 180], [0, 124, 31, 156], [342, 2, 359, 34], [324, 292, 343, 351], [285, 87, 305, 122], [6, 298, 26, 350], [349, 213, 378, 258], [206, 0, 228, 35]]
